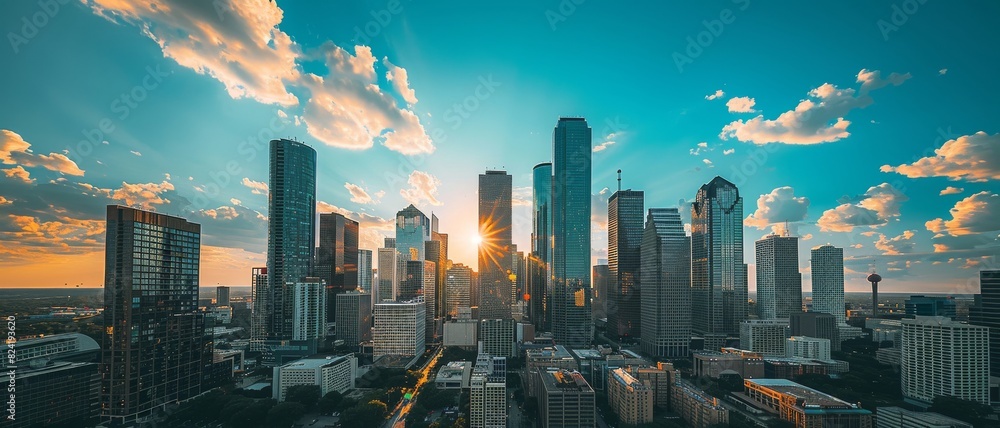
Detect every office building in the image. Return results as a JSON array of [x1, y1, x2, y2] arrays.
[[592, 262, 609, 321], [672, 379, 729, 427], [336, 291, 372, 348], [976, 270, 1000, 377], [2, 362, 100, 427], [446, 263, 473, 318], [551, 117, 593, 347], [435, 361, 473, 390], [396, 204, 431, 261], [480, 318, 517, 358], [216, 286, 230, 307], [790, 312, 840, 352], [291, 277, 326, 342], [399, 259, 437, 339], [631, 363, 678, 410], [479, 170, 513, 320], [101, 206, 206, 424], [607, 367, 653, 425], [537, 368, 596, 428], [691, 176, 748, 349], [608, 185, 644, 339], [317, 212, 359, 322], [373, 299, 426, 359], [512, 246, 527, 315], [640, 208, 691, 358], [693, 348, 765, 379], [0, 332, 99, 364], [811, 244, 846, 324], [272, 354, 357, 401], [901, 316, 990, 405], [358, 249, 373, 292], [905, 295, 957, 319], [530, 162, 553, 331], [266, 138, 317, 341], [876, 407, 972, 428], [377, 247, 398, 302], [427, 232, 449, 321], [785, 336, 831, 360], [470, 351, 507, 428], [740, 319, 789, 357], [744, 379, 872, 427], [250, 267, 268, 350], [755, 234, 802, 319]]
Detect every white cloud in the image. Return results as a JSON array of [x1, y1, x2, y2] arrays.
[[344, 182, 378, 205], [593, 131, 623, 153], [0, 129, 85, 176], [705, 89, 725, 100], [726, 96, 756, 113], [399, 170, 442, 206], [881, 132, 1000, 182], [939, 68, 948, 75], [130, 150, 142, 157], [940, 186, 964, 196], [702, 159, 713, 167], [926, 191, 1000, 236], [744, 186, 810, 229], [723, 148, 735, 155], [817, 182, 908, 232], [874, 230, 917, 255], [241, 177, 268, 195], [384, 58, 418, 105]]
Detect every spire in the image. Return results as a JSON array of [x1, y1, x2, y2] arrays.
[[617, 169, 622, 192]]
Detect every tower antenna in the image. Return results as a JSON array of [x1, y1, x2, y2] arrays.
[[617, 169, 622, 192]]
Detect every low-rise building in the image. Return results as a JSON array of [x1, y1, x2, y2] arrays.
[[631, 362, 678, 409], [744, 378, 872, 428], [537, 369, 596, 428], [607, 368, 653, 425], [785, 336, 832, 360], [443, 320, 478, 349], [876, 406, 971, 428], [693, 348, 764, 379], [671, 379, 729, 427], [435, 361, 472, 390], [272, 355, 357, 401], [740, 319, 790, 357]]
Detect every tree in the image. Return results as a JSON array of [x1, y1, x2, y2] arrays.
[[266, 402, 306, 427], [928, 396, 995, 426], [284, 384, 322, 408], [452, 416, 467, 428], [318, 390, 344, 414], [341, 400, 389, 426]]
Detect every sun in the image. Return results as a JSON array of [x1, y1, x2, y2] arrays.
[[472, 234, 482, 246]]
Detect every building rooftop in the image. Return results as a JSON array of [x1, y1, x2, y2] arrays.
[[903, 316, 983, 328], [571, 349, 603, 359], [540, 369, 594, 393], [278, 354, 353, 370], [436, 361, 470, 380], [747, 379, 868, 412], [526, 345, 573, 360], [609, 368, 650, 390]]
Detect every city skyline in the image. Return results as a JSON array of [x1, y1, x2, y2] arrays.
[[2, 1, 1000, 295]]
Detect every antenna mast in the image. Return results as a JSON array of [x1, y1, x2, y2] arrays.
[[617, 169, 622, 192]]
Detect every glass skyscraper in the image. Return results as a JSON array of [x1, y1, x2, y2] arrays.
[[640, 208, 691, 358], [551, 117, 593, 347], [317, 212, 359, 322], [608, 188, 644, 340], [396, 204, 431, 262], [690, 176, 747, 350], [478, 170, 513, 320], [755, 234, 802, 319], [530, 162, 552, 331], [266, 138, 317, 340], [810, 244, 846, 325], [101, 206, 206, 424]]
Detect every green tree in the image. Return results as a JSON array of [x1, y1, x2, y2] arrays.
[[318, 390, 344, 414], [284, 384, 322, 408], [266, 402, 306, 427], [928, 396, 995, 426]]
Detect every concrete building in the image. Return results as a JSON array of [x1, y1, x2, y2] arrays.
[[740, 319, 790, 357], [631, 362, 678, 410], [744, 378, 873, 427], [435, 361, 472, 390], [975, 270, 1000, 377], [693, 348, 765, 379], [446, 263, 473, 318], [876, 406, 972, 428], [1, 362, 100, 427], [358, 249, 373, 292], [291, 278, 326, 342], [786, 336, 832, 360], [376, 247, 399, 302], [443, 320, 479, 350], [250, 266, 268, 350], [607, 367, 653, 425], [335, 290, 372, 348], [373, 299, 426, 359], [537, 368, 596, 428], [755, 234, 803, 319], [216, 286, 230, 307], [480, 318, 516, 358], [902, 316, 990, 405], [811, 244, 846, 324], [470, 351, 507, 428], [790, 312, 840, 351], [401, 259, 437, 340], [640, 207, 691, 358], [672, 379, 729, 427], [272, 354, 357, 401]]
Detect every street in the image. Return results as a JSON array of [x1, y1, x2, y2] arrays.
[[384, 346, 443, 428]]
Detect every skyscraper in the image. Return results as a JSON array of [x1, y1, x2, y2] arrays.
[[101, 206, 206, 424], [396, 204, 431, 261], [401, 260, 437, 339], [446, 263, 473, 318], [216, 286, 230, 307], [691, 176, 747, 349], [551, 117, 593, 347], [426, 237, 447, 321], [358, 249, 373, 292], [335, 290, 372, 348], [511, 245, 526, 308], [478, 170, 513, 320], [902, 316, 990, 405], [975, 270, 1000, 377], [531, 162, 553, 332], [373, 299, 426, 359], [250, 267, 268, 350], [608, 185, 644, 340], [377, 247, 398, 302], [317, 212, 359, 322], [640, 208, 691, 358], [810, 245, 846, 324], [755, 234, 802, 319], [291, 278, 326, 342], [592, 263, 609, 321], [266, 138, 317, 340]]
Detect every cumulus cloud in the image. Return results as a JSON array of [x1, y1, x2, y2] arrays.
[[940, 186, 964, 196], [0, 196, 10, 205], [344, 182, 378, 205], [1, 130, 85, 176], [399, 170, 442, 206], [720, 69, 909, 145], [242, 177, 268, 195], [702, 159, 714, 167], [881, 132, 1000, 182], [384, 58, 418, 105], [705, 90, 725, 100], [593, 131, 623, 153], [817, 182, 908, 232], [874, 230, 917, 255], [72, 180, 176, 210], [316, 201, 395, 251], [926, 191, 1000, 236], [723, 148, 735, 155], [689, 142, 711, 156], [726, 96, 756, 113], [3, 166, 33, 184], [512, 186, 532, 207], [744, 186, 810, 229]]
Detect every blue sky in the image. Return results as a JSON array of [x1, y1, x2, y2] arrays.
[[1, 0, 998, 293]]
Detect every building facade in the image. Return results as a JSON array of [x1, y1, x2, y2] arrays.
[[478, 170, 513, 320], [744, 379, 872, 428], [317, 213, 359, 322], [740, 319, 789, 357], [790, 312, 839, 352], [608, 188, 644, 339], [537, 368, 596, 428], [396, 204, 431, 261], [446, 263, 473, 318], [470, 351, 507, 428], [336, 291, 372, 347], [273, 355, 357, 401], [291, 278, 326, 342], [358, 249, 373, 292], [480, 318, 517, 358], [607, 367, 654, 425], [640, 208, 691, 358], [755, 234, 802, 319], [373, 300, 427, 358], [376, 247, 398, 302], [672, 379, 729, 427], [811, 244, 846, 324], [975, 270, 1000, 377], [901, 316, 990, 405], [785, 336, 831, 360], [531, 162, 553, 332]]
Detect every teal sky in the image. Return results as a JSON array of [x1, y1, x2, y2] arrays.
[[1, 0, 998, 293]]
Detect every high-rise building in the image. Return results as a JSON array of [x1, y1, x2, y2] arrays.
[[480, 319, 517, 358], [551, 117, 593, 347], [640, 208, 691, 358], [317, 213, 359, 322], [739, 319, 789, 357], [785, 336, 831, 360], [479, 170, 513, 320], [755, 234, 802, 320], [358, 249, 373, 292], [905, 295, 957, 319], [592, 263, 609, 321], [266, 138, 317, 341], [470, 350, 508, 428], [789, 312, 839, 352], [511, 245, 526, 311], [531, 162, 553, 332], [101, 206, 206, 424], [396, 204, 431, 261], [975, 270, 1000, 377], [216, 286, 230, 307], [373, 299, 427, 359], [336, 290, 372, 348], [537, 368, 596, 428], [608, 185, 644, 340], [607, 367, 654, 425], [273, 355, 357, 401], [810, 245, 846, 324], [426, 238, 448, 321], [399, 260, 437, 339], [902, 316, 990, 405], [377, 247, 398, 302], [249, 267, 268, 350], [691, 176, 747, 349], [446, 263, 473, 318], [290, 278, 326, 343]]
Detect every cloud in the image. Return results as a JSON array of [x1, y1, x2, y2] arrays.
[[593, 131, 623, 153], [300, 44, 434, 155], [705, 89, 725, 100], [817, 182, 908, 232], [702, 159, 713, 167], [689, 142, 711, 156], [723, 148, 735, 155], [71, 180, 176, 210], [719, 69, 909, 145], [3, 166, 33, 184], [0, 196, 10, 205], [875, 230, 917, 255], [851, 243, 863, 249], [880, 132, 1000, 182], [940, 186, 964, 196], [926, 191, 1000, 236], [316, 201, 395, 251], [344, 182, 378, 205], [512, 186, 532, 207], [744, 186, 810, 229], [130, 150, 142, 157], [1, 130, 85, 176], [383, 58, 418, 105], [726, 96, 756, 113], [399, 170, 442, 206], [241, 177, 268, 195], [939, 69, 948, 75]]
